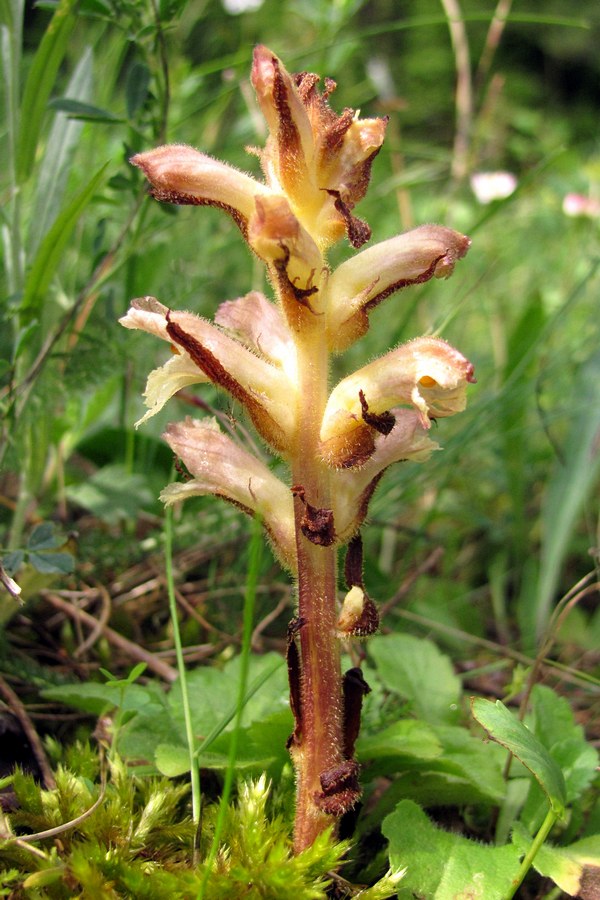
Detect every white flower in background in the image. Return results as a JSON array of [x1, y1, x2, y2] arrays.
[[470, 171, 517, 204], [221, 0, 264, 13]]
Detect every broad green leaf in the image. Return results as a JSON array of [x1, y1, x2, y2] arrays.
[[41, 681, 161, 717], [171, 652, 288, 739], [154, 711, 293, 777], [368, 634, 461, 724], [513, 823, 600, 898], [155, 743, 189, 777], [357, 719, 443, 762], [118, 654, 288, 774], [20, 162, 109, 321], [16, 0, 77, 183], [359, 723, 505, 836], [383, 800, 521, 899], [472, 697, 567, 816]]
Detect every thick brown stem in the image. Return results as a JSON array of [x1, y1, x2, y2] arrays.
[[289, 321, 345, 853], [293, 532, 343, 851]]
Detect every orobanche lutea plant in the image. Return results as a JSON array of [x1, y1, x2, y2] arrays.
[[121, 46, 474, 852]]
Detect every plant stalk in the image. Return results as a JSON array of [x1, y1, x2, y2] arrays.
[[291, 318, 345, 853]]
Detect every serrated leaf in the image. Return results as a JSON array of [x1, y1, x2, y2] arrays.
[[383, 799, 521, 899], [28, 550, 74, 575], [368, 634, 461, 724], [20, 162, 109, 320], [471, 697, 567, 816]]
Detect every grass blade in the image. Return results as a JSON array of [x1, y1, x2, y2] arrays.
[[19, 162, 109, 323], [16, 0, 77, 184], [27, 46, 94, 257], [534, 346, 600, 640]]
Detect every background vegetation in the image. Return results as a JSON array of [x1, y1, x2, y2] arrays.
[[1, 0, 598, 897]]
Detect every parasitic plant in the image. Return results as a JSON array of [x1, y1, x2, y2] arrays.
[[120, 46, 474, 853]]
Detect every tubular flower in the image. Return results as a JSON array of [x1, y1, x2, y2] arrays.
[[120, 296, 296, 451], [320, 337, 475, 468], [325, 225, 471, 350], [161, 418, 295, 571], [122, 45, 474, 851]]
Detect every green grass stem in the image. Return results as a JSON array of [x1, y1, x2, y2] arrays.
[[197, 515, 263, 899], [164, 506, 201, 829]]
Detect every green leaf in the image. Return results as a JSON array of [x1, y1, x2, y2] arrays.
[[357, 719, 443, 762], [66, 464, 154, 524], [16, 0, 78, 183], [28, 550, 74, 575], [155, 711, 293, 776], [20, 162, 109, 321], [2, 550, 24, 573], [358, 723, 506, 837], [530, 685, 598, 802], [41, 681, 162, 717], [518, 685, 599, 833], [48, 96, 123, 122], [471, 697, 567, 816], [155, 743, 189, 777], [118, 653, 288, 774], [383, 800, 521, 899], [27, 521, 64, 551], [27, 47, 95, 256], [512, 823, 600, 898], [368, 634, 461, 724], [125, 61, 151, 119]]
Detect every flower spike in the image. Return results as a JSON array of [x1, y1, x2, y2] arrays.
[[122, 47, 474, 854]]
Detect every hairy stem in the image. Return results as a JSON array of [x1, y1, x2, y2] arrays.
[[291, 318, 345, 853]]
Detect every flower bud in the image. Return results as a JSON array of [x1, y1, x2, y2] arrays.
[[336, 585, 379, 638]]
